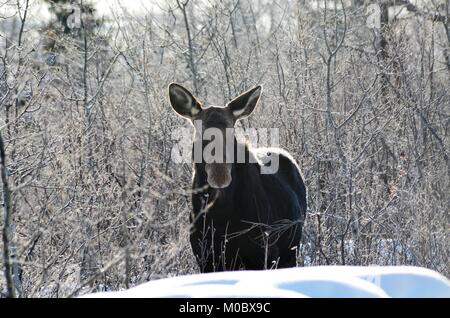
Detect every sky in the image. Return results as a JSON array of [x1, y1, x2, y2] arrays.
[[0, 0, 162, 22], [95, 0, 162, 16]]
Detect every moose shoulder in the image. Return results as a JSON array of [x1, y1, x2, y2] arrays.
[[168, 83, 307, 272]]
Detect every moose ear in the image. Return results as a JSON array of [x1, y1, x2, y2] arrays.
[[227, 85, 262, 121], [168, 83, 202, 120]]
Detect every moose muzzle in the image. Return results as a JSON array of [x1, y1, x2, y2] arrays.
[[205, 163, 232, 189]]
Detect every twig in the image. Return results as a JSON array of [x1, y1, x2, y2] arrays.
[[0, 131, 15, 298]]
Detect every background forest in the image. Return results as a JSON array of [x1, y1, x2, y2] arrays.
[[0, 0, 449, 297]]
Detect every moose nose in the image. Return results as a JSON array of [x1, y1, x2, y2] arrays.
[[208, 178, 231, 189], [205, 163, 232, 189]]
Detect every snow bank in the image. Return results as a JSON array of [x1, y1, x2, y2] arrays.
[[84, 266, 450, 298]]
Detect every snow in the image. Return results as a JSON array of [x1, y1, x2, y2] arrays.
[[83, 266, 450, 298]]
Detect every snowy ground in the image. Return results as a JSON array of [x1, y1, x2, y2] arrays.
[[84, 266, 450, 298]]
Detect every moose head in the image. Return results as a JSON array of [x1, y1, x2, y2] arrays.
[[168, 83, 262, 188]]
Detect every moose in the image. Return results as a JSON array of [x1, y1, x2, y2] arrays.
[[168, 83, 307, 272]]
